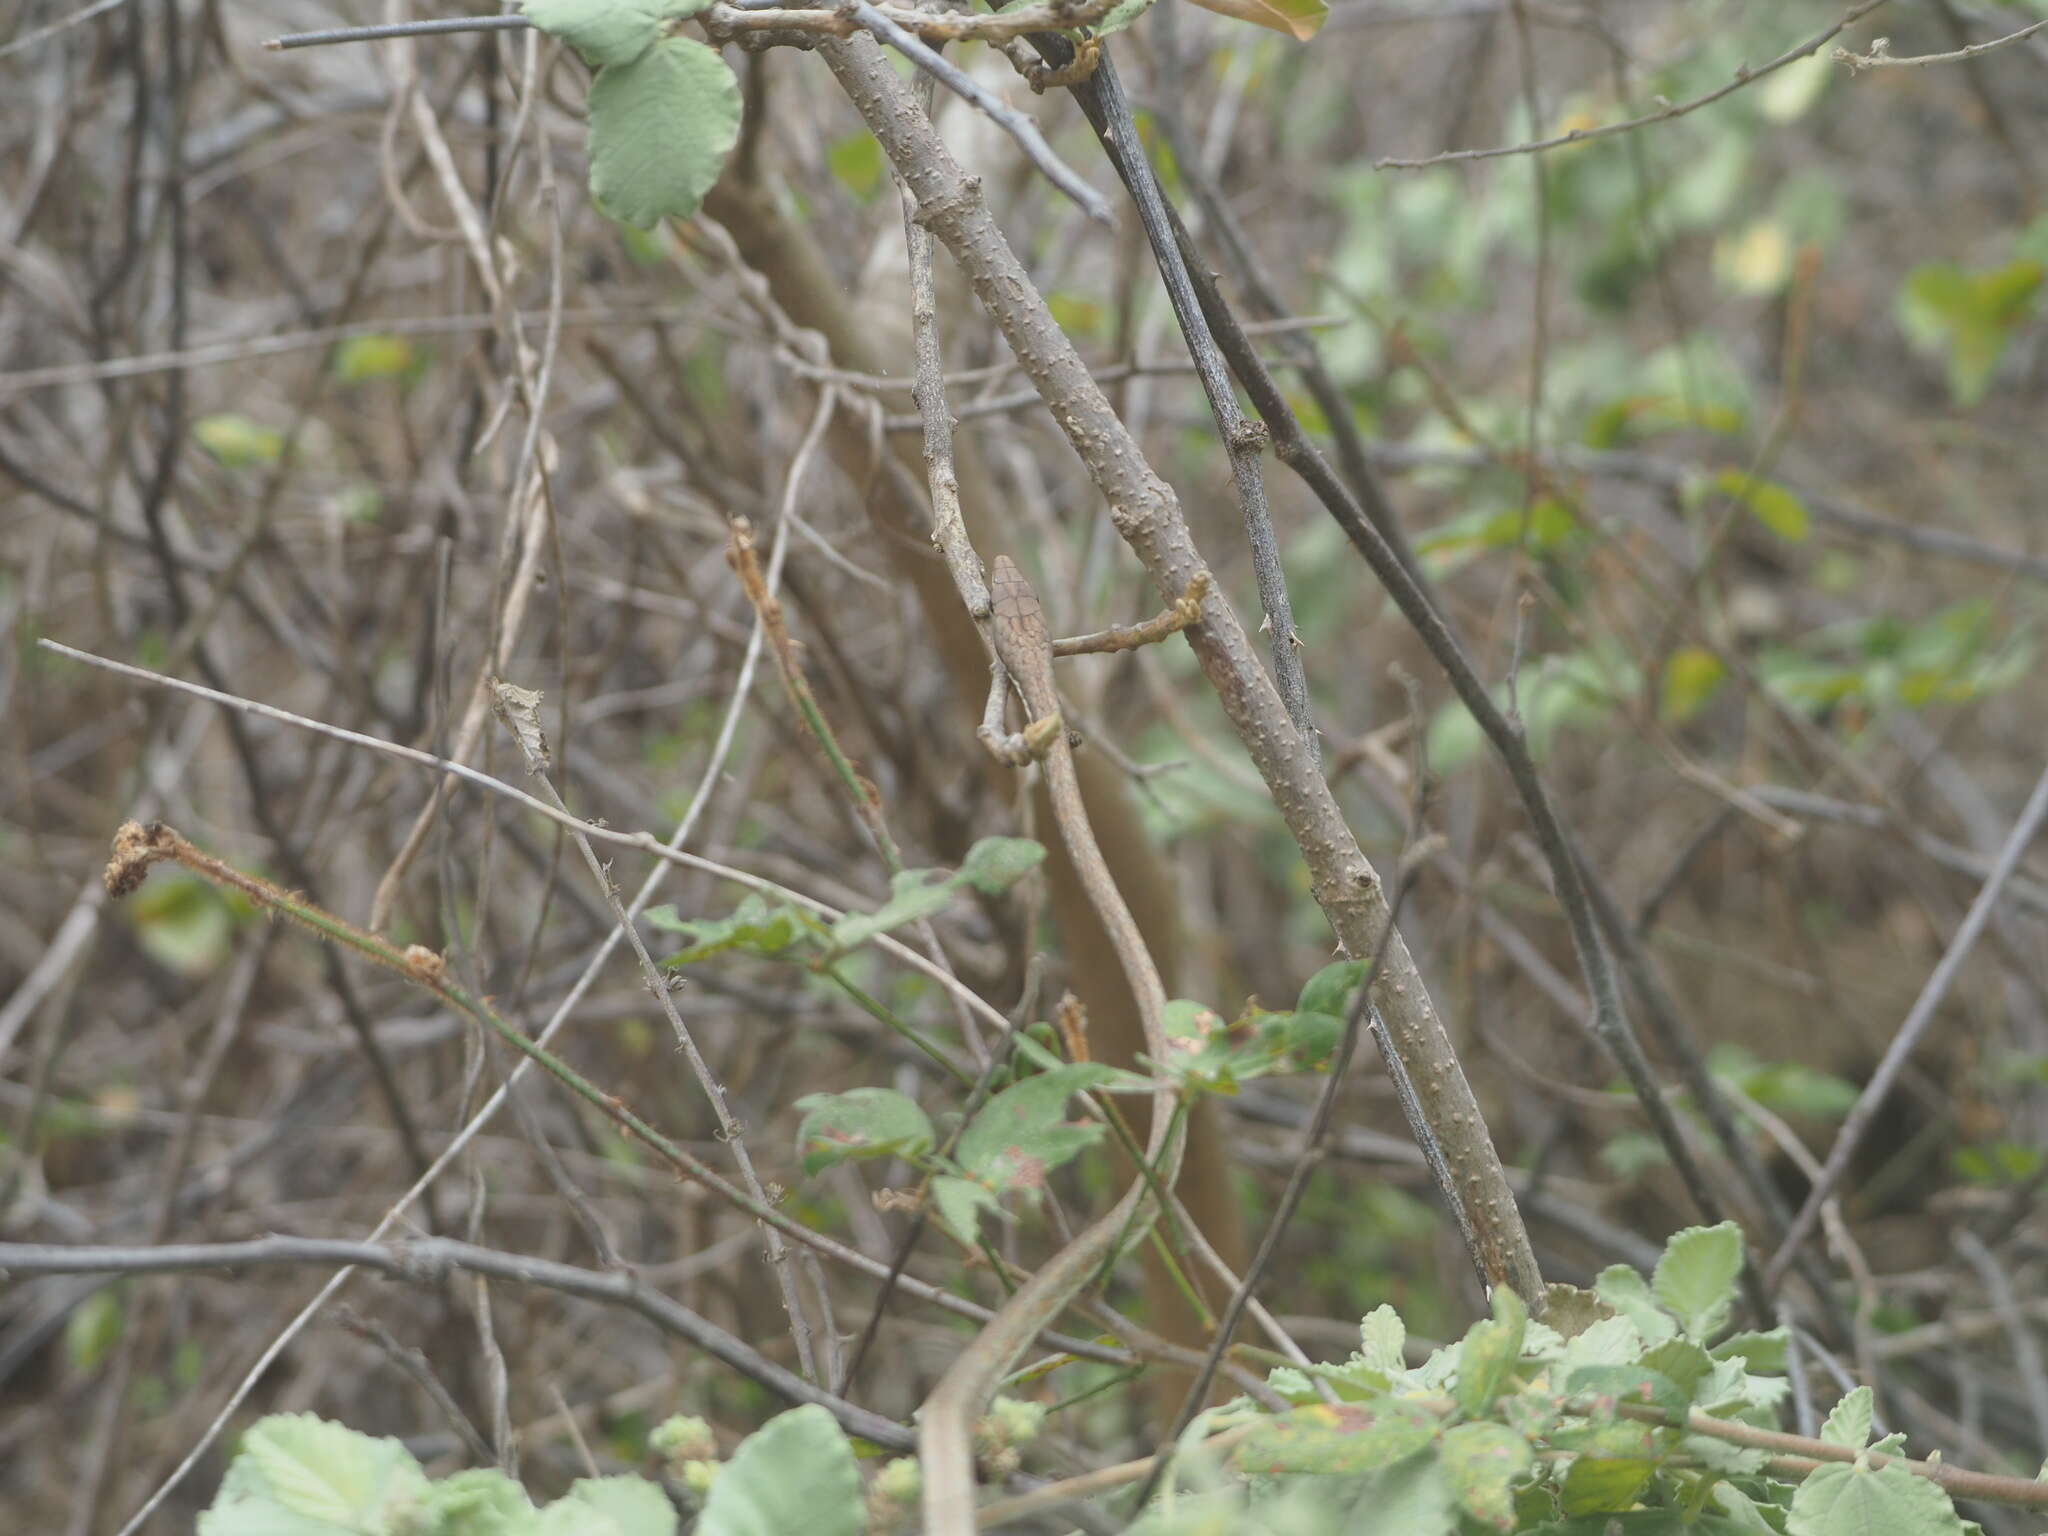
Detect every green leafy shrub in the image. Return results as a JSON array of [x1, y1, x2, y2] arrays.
[[199, 1225, 2004, 1535]]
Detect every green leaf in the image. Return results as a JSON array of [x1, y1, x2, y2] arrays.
[[1707, 469, 1810, 542], [1594, 1265, 1678, 1345], [1897, 259, 2043, 407], [1358, 1304, 1406, 1373], [1548, 1417, 1675, 1461], [829, 868, 960, 952], [1297, 959, 1370, 1020], [1711, 1044, 1857, 1121], [794, 1087, 934, 1175], [649, 893, 817, 965], [1582, 393, 1743, 448], [1454, 1286, 1528, 1417], [930, 1173, 1002, 1248], [199, 1414, 429, 1536], [1787, 1458, 1965, 1536], [1819, 1385, 1873, 1449], [193, 413, 284, 469], [1710, 1328, 1789, 1373], [1438, 1421, 1533, 1531], [1349, 1450, 1455, 1535], [521, 0, 710, 69], [419, 1468, 539, 1535], [129, 872, 237, 976], [696, 1406, 863, 1536], [538, 1477, 676, 1535], [1652, 1221, 1744, 1341], [1229, 1399, 1437, 1475], [65, 1285, 125, 1373], [1659, 645, 1729, 724], [330, 333, 418, 384], [955, 1064, 1113, 1192], [1560, 1315, 1644, 1372], [587, 38, 741, 229], [1090, 0, 1154, 36], [954, 836, 1046, 895], [1559, 1453, 1657, 1515], [1564, 1365, 1692, 1421], [1638, 1338, 1713, 1401], [826, 132, 885, 203]]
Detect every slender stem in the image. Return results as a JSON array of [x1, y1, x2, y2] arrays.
[[0, 1236, 912, 1449]]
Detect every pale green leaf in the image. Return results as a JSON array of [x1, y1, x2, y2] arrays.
[[696, 1406, 863, 1536], [1564, 1365, 1692, 1421], [1787, 1458, 1964, 1536], [1711, 1328, 1790, 1372], [1559, 1315, 1643, 1373], [588, 39, 741, 229], [65, 1286, 124, 1373], [1350, 1450, 1455, 1536], [1638, 1337, 1714, 1401], [418, 1468, 539, 1535], [1759, 52, 1832, 122], [1358, 1304, 1406, 1373], [200, 1414, 428, 1534], [538, 1477, 676, 1536], [930, 1173, 1001, 1248], [1652, 1221, 1744, 1341], [521, 0, 710, 69], [1454, 1286, 1527, 1417], [1820, 1385, 1874, 1449], [1594, 1265, 1678, 1345], [955, 836, 1046, 894], [829, 868, 959, 951]]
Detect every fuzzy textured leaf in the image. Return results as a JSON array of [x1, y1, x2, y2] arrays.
[[1358, 1304, 1406, 1373], [1819, 1385, 1874, 1449], [538, 1477, 676, 1535], [1652, 1221, 1743, 1341], [199, 1414, 429, 1535], [417, 1468, 538, 1535], [1787, 1458, 1965, 1536], [587, 38, 741, 229], [1455, 1286, 1528, 1417], [696, 1406, 862, 1536], [521, 0, 710, 69]]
